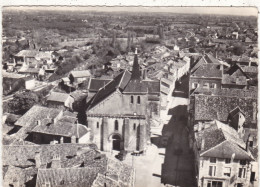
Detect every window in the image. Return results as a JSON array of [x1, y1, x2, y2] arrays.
[[203, 83, 209, 88], [192, 82, 198, 89], [114, 120, 119, 131], [249, 141, 253, 147], [130, 96, 134, 104], [223, 167, 231, 177], [236, 183, 243, 187], [210, 157, 217, 163], [133, 123, 136, 130], [209, 166, 216, 176], [210, 83, 217, 89], [238, 168, 246, 178], [97, 122, 99, 129], [225, 158, 231, 164], [137, 96, 141, 104], [240, 160, 247, 165], [207, 181, 223, 187]]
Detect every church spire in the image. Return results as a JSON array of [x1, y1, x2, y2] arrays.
[[131, 48, 141, 80]]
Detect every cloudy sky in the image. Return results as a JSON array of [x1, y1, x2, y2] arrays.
[[3, 6, 258, 16]]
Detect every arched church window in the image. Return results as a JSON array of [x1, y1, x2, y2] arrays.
[[137, 96, 141, 104], [133, 123, 136, 130], [131, 95, 134, 104], [97, 122, 99, 128], [115, 120, 119, 131]]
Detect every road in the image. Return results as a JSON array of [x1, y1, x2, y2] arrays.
[[161, 75, 197, 187]]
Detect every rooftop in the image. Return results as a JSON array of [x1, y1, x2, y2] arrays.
[[194, 94, 257, 124], [195, 120, 254, 160], [191, 63, 222, 78], [15, 50, 39, 57], [70, 70, 91, 78], [47, 92, 72, 103]]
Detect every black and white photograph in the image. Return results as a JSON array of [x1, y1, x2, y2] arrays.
[[1, 5, 259, 187]]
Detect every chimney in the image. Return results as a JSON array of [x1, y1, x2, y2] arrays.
[[51, 154, 61, 168], [35, 152, 41, 168], [231, 153, 235, 162], [71, 135, 77, 143], [246, 134, 252, 152], [201, 138, 205, 151], [60, 137, 64, 144]]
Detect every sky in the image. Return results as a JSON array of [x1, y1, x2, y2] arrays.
[[3, 6, 258, 17]]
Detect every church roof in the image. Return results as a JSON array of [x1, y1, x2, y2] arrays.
[[131, 54, 141, 80], [86, 54, 160, 111]]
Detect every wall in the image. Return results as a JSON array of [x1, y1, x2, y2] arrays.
[[88, 90, 147, 116], [189, 77, 222, 94], [79, 132, 90, 144], [87, 116, 147, 152], [198, 157, 251, 187], [25, 79, 35, 90]]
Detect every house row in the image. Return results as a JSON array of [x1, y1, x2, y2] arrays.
[[189, 53, 257, 95], [188, 53, 258, 187]]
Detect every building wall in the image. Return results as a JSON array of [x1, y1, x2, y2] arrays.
[[198, 157, 251, 187], [87, 116, 147, 152], [189, 77, 222, 93], [88, 90, 147, 116], [79, 132, 90, 144], [25, 79, 35, 90], [32, 132, 71, 144], [64, 97, 75, 109]]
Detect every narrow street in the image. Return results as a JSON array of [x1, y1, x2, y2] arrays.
[[161, 74, 197, 187]]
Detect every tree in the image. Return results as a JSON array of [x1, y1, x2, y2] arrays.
[[8, 90, 41, 114], [233, 43, 245, 56]]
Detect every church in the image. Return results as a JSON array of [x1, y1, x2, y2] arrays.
[[86, 49, 160, 152]]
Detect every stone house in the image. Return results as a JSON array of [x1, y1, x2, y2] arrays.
[[189, 63, 223, 94], [69, 70, 91, 84], [46, 92, 75, 109], [193, 120, 255, 187]]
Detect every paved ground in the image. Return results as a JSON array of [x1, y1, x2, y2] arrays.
[[161, 75, 197, 187]]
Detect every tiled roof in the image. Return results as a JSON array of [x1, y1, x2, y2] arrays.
[[194, 94, 257, 124], [88, 78, 112, 92], [87, 70, 131, 110], [4, 166, 38, 185], [204, 53, 220, 64], [191, 88, 257, 98], [222, 74, 247, 85], [19, 68, 40, 74], [191, 63, 222, 78], [15, 50, 39, 57], [70, 70, 91, 78], [195, 121, 253, 160], [15, 105, 61, 128], [31, 121, 88, 138], [123, 80, 148, 93], [142, 80, 160, 94], [47, 92, 72, 103], [3, 144, 96, 167], [239, 66, 258, 73], [225, 64, 248, 77], [36, 167, 100, 187], [201, 140, 254, 160]]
